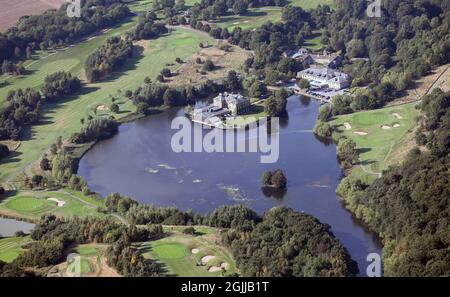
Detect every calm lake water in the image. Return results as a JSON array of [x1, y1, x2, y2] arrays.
[[0, 218, 35, 237], [79, 96, 382, 275]]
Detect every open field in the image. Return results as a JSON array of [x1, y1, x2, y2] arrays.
[[331, 103, 419, 181], [165, 41, 251, 86], [0, 190, 106, 221], [0, 236, 32, 263], [0, 28, 213, 183], [0, 0, 65, 32], [140, 226, 237, 276]]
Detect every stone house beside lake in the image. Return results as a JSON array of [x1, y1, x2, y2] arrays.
[[213, 92, 251, 116]]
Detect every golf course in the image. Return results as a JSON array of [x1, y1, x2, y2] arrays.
[[331, 102, 419, 181], [0, 236, 32, 263], [0, 27, 214, 184], [0, 190, 107, 221], [140, 226, 237, 276]]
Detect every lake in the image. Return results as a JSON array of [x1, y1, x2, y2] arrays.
[[0, 217, 35, 237], [79, 95, 382, 275]]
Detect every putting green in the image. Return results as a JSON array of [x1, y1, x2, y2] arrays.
[[5, 197, 46, 212], [152, 243, 187, 259]]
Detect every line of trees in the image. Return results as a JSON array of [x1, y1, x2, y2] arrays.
[[84, 36, 134, 82], [41, 72, 81, 101]]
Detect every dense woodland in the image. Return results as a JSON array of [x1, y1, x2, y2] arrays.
[[41, 72, 81, 101], [0, 0, 130, 72], [337, 89, 450, 276], [0, 88, 41, 140], [222, 207, 358, 276], [84, 36, 134, 82]]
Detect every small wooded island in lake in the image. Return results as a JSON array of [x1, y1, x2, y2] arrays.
[[261, 169, 287, 189]]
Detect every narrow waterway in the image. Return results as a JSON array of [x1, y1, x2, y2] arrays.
[[79, 96, 382, 275]]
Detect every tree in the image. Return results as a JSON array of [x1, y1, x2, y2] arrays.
[[144, 77, 151, 84], [298, 79, 310, 89], [182, 227, 196, 235], [163, 88, 179, 106], [271, 170, 287, 189], [161, 68, 172, 77], [261, 171, 272, 186], [226, 70, 242, 92], [232, 0, 248, 16], [202, 60, 215, 71], [110, 103, 119, 113], [0, 144, 9, 160], [0, 187, 5, 196], [137, 102, 150, 115], [336, 139, 359, 169], [40, 157, 51, 171], [248, 80, 267, 98]]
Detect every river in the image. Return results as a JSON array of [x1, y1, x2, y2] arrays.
[[78, 95, 382, 275]]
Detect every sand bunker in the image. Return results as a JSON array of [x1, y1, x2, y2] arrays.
[[47, 198, 66, 207], [208, 266, 222, 272], [393, 113, 403, 119], [393, 123, 400, 128], [201, 255, 215, 263], [343, 122, 351, 130], [354, 131, 368, 135], [381, 125, 391, 130], [220, 262, 229, 270], [191, 249, 199, 254], [96, 104, 107, 111], [208, 262, 229, 273]]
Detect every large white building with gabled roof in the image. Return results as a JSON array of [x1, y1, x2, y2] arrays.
[[297, 67, 351, 90]]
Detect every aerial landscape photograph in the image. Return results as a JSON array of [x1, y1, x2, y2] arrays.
[[0, 0, 448, 286]]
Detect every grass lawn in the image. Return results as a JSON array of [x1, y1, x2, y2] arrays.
[[140, 229, 237, 276], [330, 102, 419, 181], [0, 28, 213, 183], [303, 31, 323, 50], [0, 236, 32, 263], [0, 190, 106, 220]]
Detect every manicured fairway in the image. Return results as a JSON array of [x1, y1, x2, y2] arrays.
[[331, 102, 419, 180], [0, 28, 213, 183], [152, 243, 187, 259], [0, 236, 32, 263], [141, 228, 237, 277]]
